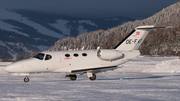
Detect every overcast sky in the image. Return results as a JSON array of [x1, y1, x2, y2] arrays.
[[0, 0, 179, 19]]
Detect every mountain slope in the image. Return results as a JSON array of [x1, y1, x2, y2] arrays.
[[49, 1, 180, 56], [0, 9, 134, 59]]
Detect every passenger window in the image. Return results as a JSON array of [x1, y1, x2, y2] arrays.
[[45, 54, 52, 60], [74, 53, 79, 57], [33, 53, 45, 60], [65, 54, 70, 57], [82, 53, 87, 57]]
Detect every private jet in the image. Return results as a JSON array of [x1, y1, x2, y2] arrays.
[[5, 25, 167, 83]]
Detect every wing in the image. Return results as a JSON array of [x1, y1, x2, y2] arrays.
[[71, 66, 118, 75]]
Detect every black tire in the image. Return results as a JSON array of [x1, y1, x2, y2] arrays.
[[89, 74, 96, 81], [69, 75, 77, 81], [24, 77, 29, 83]]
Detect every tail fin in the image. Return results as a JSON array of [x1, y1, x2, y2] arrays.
[[114, 25, 165, 51]]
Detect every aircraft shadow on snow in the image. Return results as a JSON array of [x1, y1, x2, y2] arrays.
[[96, 74, 180, 81], [39, 74, 180, 82]]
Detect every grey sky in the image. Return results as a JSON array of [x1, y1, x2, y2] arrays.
[[0, 0, 179, 19]]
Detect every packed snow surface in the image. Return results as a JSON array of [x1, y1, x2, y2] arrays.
[[0, 56, 180, 101], [153, 59, 180, 73]]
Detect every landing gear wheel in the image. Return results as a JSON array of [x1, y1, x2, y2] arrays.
[[24, 76, 29, 83], [69, 75, 77, 81], [89, 74, 96, 81]]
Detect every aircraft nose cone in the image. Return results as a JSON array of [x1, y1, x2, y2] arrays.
[[5, 65, 14, 72]]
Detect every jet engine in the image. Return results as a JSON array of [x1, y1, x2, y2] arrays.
[[97, 50, 123, 61]]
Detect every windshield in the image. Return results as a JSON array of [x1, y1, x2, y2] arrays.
[[45, 54, 52, 60], [33, 53, 45, 60]]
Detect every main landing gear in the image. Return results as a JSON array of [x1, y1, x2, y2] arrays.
[[66, 73, 96, 81], [87, 72, 96, 81], [89, 74, 96, 81], [24, 76, 29, 83]]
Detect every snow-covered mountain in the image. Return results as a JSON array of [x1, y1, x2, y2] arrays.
[[0, 9, 134, 59], [49, 1, 180, 56]]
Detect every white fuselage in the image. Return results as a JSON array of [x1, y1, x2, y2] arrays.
[[5, 49, 140, 75]]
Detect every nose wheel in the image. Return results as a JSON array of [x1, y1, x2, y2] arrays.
[[24, 76, 29, 83], [69, 75, 77, 81]]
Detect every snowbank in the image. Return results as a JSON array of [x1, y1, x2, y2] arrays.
[[0, 62, 12, 74], [150, 59, 180, 73], [0, 62, 12, 66]]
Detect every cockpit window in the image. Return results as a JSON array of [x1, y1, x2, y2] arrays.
[[33, 53, 45, 60], [45, 54, 52, 60]]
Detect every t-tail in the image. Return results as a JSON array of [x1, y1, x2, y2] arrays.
[[114, 25, 166, 51]]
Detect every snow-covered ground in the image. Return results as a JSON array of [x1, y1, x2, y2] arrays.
[[0, 56, 180, 101]]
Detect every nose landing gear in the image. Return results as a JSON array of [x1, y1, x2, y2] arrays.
[[24, 76, 29, 83], [69, 75, 77, 81], [66, 74, 77, 81]]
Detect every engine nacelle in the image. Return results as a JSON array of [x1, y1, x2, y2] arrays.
[[97, 50, 123, 61]]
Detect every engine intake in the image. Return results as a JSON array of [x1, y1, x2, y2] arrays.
[[97, 50, 123, 61]]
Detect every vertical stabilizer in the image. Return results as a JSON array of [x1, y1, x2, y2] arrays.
[[115, 25, 164, 51]]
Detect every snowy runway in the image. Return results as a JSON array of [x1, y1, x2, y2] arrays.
[[0, 57, 180, 101]]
